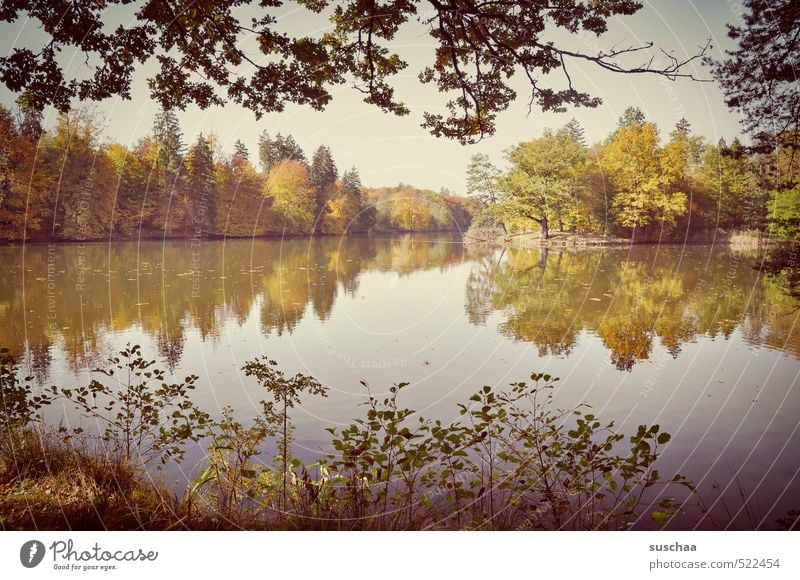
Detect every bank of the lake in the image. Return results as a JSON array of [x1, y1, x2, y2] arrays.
[[463, 225, 786, 249]]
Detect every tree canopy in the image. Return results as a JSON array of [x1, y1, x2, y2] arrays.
[[1, 0, 708, 143], [709, 0, 799, 153], [470, 109, 797, 242]]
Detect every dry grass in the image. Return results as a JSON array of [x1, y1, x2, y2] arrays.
[[0, 427, 180, 530]]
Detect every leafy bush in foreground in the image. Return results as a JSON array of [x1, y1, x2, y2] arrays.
[[2, 346, 692, 530]]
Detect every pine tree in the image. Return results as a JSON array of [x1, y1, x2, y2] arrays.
[[309, 145, 338, 222], [234, 139, 249, 160], [563, 118, 587, 147], [258, 132, 306, 173], [152, 108, 185, 176], [150, 108, 186, 234], [617, 106, 646, 130], [673, 117, 691, 138], [185, 134, 217, 234], [272, 134, 306, 165], [258, 130, 272, 173]]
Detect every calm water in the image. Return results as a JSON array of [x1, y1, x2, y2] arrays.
[[2, 234, 799, 529]]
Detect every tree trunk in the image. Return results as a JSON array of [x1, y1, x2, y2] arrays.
[[540, 216, 549, 240]]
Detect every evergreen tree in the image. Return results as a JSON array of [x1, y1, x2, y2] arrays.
[[257, 132, 306, 173], [150, 108, 186, 234], [152, 108, 185, 176], [563, 118, 587, 147], [309, 145, 338, 222], [234, 139, 249, 161], [673, 117, 691, 138], [617, 106, 646, 130], [185, 134, 217, 234], [258, 130, 273, 173], [272, 134, 306, 165]]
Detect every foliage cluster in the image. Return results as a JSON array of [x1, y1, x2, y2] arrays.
[[467, 110, 798, 240]]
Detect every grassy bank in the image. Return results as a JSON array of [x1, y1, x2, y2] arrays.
[[1, 346, 697, 531]]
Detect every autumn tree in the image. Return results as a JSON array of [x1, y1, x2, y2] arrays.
[[266, 160, 315, 233], [0, 105, 33, 239], [660, 118, 705, 231], [258, 132, 306, 174], [38, 110, 116, 240], [16, 93, 43, 141], [216, 148, 268, 237], [107, 142, 155, 237], [601, 108, 687, 232], [1, 1, 708, 144]]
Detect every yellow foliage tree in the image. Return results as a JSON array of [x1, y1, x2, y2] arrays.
[[266, 160, 315, 234]]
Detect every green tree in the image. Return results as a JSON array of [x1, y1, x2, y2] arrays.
[[242, 356, 327, 512], [617, 106, 646, 130], [185, 134, 218, 234], [768, 183, 800, 239], [563, 118, 587, 147], [233, 139, 249, 162], [149, 109, 187, 235], [496, 127, 585, 239], [697, 140, 764, 231], [257, 132, 306, 174], [309, 145, 338, 225], [466, 153, 501, 206]]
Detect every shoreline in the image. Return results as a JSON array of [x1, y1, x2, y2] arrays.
[[0, 228, 464, 247], [463, 229, 787, 249]]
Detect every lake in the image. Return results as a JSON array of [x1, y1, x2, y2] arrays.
[[2, 233, 799, 529]]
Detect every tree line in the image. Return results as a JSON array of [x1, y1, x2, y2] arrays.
[[0, 105, 473, 241], [467, 108, 799, 241]]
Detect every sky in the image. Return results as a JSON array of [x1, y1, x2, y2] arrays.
[[0, 1, 747, 193]]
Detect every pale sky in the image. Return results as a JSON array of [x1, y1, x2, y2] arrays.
[[1, 1, 746, 193]]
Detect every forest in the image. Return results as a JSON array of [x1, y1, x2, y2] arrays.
[[467, 108, 800, 242], [0, 105, 474, 242]]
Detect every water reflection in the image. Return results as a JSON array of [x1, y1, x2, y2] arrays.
[[0, 234, 470, 379], [464, 245, 800, 370], [1, 237, 798, 379]]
